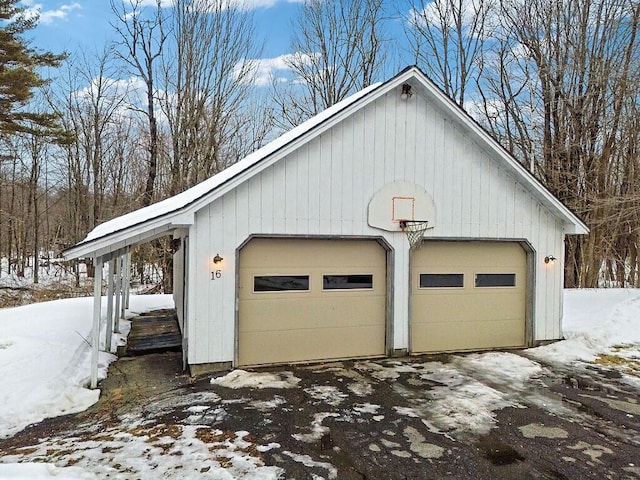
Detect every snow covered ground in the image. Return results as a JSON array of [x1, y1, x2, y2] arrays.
[[0, 294, 174, 439], [529, 288, 640, 365], [1, 289, 639, 479]]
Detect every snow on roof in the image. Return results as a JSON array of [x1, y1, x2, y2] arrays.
[[72, 66, 586, 252], [82, 82, 383, 244]]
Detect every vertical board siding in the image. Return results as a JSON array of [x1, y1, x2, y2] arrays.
[[391, 234, 409, 349], [330, 126, 344, 234], [188, 91, 568, 365], [260, 168, 274, 232], [352, 109, 366, 232], [307, 142, 321, 235], [220, 194, 238, 360], [247, 176, 262, 233], [190, 213, 211, 363]]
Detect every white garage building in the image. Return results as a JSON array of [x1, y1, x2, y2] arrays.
[[65, 67, 588, 380]]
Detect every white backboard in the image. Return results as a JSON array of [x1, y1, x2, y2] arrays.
[[368, 181, 437, 232]]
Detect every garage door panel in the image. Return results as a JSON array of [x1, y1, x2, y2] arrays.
[[412, 319, 525, 352], [239, 238, 387, 366], [239, 325, 386, 366], [241, 239, 383, 269], [422, 243, 524, 269], [411, 241, 527, 353], [240, 297, 386, 332], [417, 290, 524, 317]]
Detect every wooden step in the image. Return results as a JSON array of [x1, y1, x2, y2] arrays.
[[124, 310, 182, 355]]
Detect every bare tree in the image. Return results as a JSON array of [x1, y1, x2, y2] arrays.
[[75, 48, 130, 229], [405, 0, 495, 106], [0, 137, 21, 275], [43, 49, 142, 280], [495, 0, 640, 287], [273, 0, 388, 128], [111, 0, 168, 207], [44, 64, 90, 254], [403, 0, 640, 287], [162, 0, 263, 194]]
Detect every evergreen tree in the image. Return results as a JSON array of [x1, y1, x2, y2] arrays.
[[0, 0, 65, 134]]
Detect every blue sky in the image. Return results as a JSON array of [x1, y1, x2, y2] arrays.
[[21, 0, 412, 86], [22, 1, 326, 66]]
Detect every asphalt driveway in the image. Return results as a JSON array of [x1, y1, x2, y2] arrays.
[[1, 350, 639, 479]]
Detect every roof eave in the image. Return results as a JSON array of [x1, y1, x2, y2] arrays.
[[63, 212, 194, 260], [400, 67, 589, 235], [64, 82, 386, 257], [64, 66, 589, 260]]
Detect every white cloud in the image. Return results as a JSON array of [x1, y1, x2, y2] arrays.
[[241, 52, 318, 87], [76, 75, 142, 102], [409, 0, 500, 40], [73, 75, 167, 125], [137, 0, 174, 7], [137, 0, 304, 10], [19, 2, 82, 25], [241, 0, 304, 7]]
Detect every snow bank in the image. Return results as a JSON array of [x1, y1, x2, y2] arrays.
[[0, 294, 174, 438], [529, 288, 640, 363]]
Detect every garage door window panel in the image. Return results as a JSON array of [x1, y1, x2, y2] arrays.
[[323, 274, 374, 290], [475, 273, 516, 288], [254, 275, 310, 292], [419, 273, 464, 288]]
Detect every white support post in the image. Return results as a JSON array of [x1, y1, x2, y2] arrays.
[[121, 251, 128, 319], [105, 257, 115, 352], [124, 248, 131, 309], [90, 256, 103, 390], [114, 255, 122, 331]]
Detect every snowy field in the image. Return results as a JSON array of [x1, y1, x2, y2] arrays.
[[1, 289, 640, 478]]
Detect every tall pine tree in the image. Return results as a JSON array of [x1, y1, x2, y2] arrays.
[[0, 0, 65, 134]]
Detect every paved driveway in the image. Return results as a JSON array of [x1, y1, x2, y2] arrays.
[[1, 350, 639, 479]]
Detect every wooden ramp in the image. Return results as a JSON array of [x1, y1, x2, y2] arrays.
[[124, 310, 182, 355]]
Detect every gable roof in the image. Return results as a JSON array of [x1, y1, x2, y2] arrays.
[[398, 67, 588, 235], [64, 67, 587, 259]]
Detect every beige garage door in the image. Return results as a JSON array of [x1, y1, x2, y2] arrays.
[[238, 238, 387, 366], [411, 241, 527, 353]]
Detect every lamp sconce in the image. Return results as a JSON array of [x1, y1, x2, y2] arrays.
[[213, 253, 224, 265], [544, 255, 556, 264], [401, 83, 414, 100]]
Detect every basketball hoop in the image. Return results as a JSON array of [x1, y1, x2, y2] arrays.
[[399, 220, 428, 249]]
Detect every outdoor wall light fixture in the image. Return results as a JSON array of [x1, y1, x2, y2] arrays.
[[169, 238, 181, 254], [213, 254, 224, 265], [544, 255, 557, 264], [401, 83, 414, 99]]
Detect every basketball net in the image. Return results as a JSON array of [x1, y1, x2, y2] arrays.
[[399, 220, 428, 250]]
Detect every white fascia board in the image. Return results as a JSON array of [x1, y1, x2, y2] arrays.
[[92, 229, 173, 258], [65, 225, 171, 259], [64, 211, 194, 260], [401, 68, 589, 235], [168, 211, 195, 228]]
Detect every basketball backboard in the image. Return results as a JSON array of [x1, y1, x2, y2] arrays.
[[368, 181, 436, 232]]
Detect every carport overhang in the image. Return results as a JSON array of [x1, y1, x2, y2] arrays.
[[63, 211, 194, 260], [63, 211, 194, 390]]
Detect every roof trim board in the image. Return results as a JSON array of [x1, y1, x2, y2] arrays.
[[64, 67, 588, 260], [64, 82, 383, 259], [395, 68, 587, 234]]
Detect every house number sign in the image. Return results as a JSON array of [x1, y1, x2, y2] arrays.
[[211, 270, 222, 280]]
